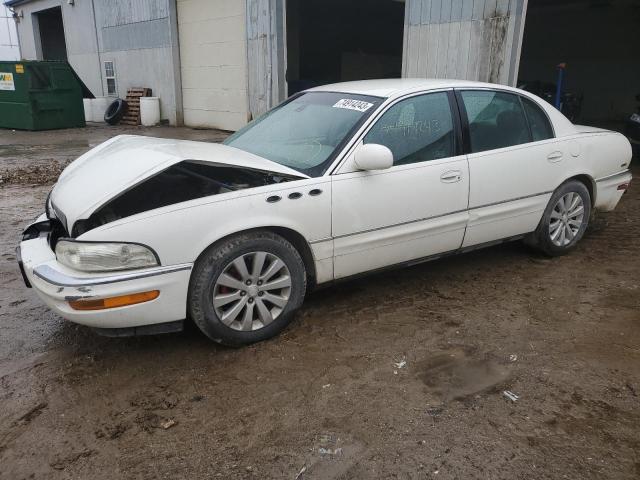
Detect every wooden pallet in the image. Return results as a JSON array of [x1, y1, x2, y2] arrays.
[[120, 87, 152, 126]]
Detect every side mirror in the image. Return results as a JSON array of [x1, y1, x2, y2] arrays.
[[353, 143, 393, 171]]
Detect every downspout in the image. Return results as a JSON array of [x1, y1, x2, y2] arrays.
[[168, 0, 184, 126], [7, 6, 22, 60], [244, 0, 252, 122], [90, 0, 105, 96]]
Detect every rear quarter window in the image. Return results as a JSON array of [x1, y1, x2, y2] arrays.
[[522, 97, 554, 141]]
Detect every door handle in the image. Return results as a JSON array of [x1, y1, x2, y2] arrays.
[[547, 151, 563, 162], [440, 170, 462, 183]]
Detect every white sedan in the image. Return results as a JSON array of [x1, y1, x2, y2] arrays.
[[18, 79, 632, 345]]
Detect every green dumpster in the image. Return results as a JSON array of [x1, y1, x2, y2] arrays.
[[0, 60, 93, 131]]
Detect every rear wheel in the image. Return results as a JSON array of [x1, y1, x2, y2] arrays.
[[188, 231, 306, 346], [527, 180, 591, 256]]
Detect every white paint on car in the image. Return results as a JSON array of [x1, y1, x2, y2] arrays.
[[18, 79, 633, 333]]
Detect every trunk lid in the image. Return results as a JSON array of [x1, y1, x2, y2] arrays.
[[573, 124, 610, 134]]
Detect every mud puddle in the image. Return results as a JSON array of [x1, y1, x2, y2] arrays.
[[416, 348, 511, 402]]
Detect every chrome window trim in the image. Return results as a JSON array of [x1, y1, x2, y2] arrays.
[[454, 86, 557, 139], [330, 190, 553, 240], [324, 85, 559, 177], [33, 263, 193, 287], [324, 88, 455, 176]]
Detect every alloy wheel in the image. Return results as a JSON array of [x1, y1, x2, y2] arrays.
[[549, 192, 585, 247], [212, 252, 292, 331]]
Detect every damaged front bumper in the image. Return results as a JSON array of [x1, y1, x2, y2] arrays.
[[18, 218, 193, 332]]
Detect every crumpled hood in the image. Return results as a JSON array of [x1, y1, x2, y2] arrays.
[[50, 135, 307, 232]]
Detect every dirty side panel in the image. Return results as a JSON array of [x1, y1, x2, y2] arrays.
[[402, 0, 528, 85]]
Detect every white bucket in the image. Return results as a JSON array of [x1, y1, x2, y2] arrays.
[[83, 99, 92, 123], [91, 97, 110, 123], [140, 97, 160, 126]]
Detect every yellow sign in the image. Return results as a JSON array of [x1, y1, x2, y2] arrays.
[[0, 72, 15, 91], [15, 64, 24, 74]]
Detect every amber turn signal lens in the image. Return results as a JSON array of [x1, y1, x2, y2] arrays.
[[69, 290, 160, 311]]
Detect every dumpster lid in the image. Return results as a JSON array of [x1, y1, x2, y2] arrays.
[[68, 64, 95, 99], [2, 60, 96, 99]]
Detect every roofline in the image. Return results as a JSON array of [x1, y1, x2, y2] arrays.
[[305, 79, 519, 100], [4, 0, 28, 7]]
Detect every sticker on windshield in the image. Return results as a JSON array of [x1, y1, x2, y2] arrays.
[[333, 98, 374, 112]]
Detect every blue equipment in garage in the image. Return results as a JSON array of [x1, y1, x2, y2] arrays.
[[554, 62, 566, 111]]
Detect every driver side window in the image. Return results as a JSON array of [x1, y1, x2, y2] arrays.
[[364, 92, 455, 166]]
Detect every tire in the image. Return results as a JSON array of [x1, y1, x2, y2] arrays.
[[188, 231, 307, 346], [104, 98, 128, 125], [527, 180, 591, 256]]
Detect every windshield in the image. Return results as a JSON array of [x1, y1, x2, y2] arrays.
[[223, 92, 383, 176]]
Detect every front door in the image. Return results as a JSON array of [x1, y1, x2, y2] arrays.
[[331, 91, 469, 279]]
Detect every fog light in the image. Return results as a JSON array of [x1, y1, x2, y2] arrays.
[[69, 290, 159, 311]]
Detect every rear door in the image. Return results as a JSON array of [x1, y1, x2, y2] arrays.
[[331, 91, 469, 279], [456, 89, 563, 247]]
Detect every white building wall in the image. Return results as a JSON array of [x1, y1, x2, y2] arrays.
[[403, 0, 528, 86], [0, 6, 20, 60], [177, 0, 249, 131], [93, 0, 181, 125], [9, 0, 104, 97], [10, 0, 180, 124]]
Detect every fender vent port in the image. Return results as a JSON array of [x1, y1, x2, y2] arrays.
[[266, 195, 282, 203]]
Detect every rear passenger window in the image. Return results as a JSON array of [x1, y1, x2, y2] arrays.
[[364, 92, 455, 166], [460, 91, 531, 153], [522, 97, 554, 141]]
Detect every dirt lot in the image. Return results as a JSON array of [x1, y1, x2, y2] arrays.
[[1, 125, 638, 479]]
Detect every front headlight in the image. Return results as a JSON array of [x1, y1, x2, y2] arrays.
[[55, 241, 159, 272]]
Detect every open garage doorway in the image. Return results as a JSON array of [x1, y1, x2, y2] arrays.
[[34, 6, 67, 61], [286, 0, 406, 95], [517, 0, 640, 131]]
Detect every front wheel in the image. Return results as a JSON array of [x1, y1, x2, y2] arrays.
[[527, 180, 591, 256], [188, 231, 307, 346]]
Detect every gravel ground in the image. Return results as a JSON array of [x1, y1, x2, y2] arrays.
[[0, 125, 638, 479], [0, 124, 227, 186]]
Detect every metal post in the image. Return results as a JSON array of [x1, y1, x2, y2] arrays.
[[555, 62, 566, 111]]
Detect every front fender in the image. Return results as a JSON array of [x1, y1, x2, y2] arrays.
[[78, 178, 332, 267]]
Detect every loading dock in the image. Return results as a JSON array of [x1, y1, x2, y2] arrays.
[[518, 0, 640, 129], [246, 0, 528, 122], [285, 0, 405, 95], [33, 6, 67, 61]]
